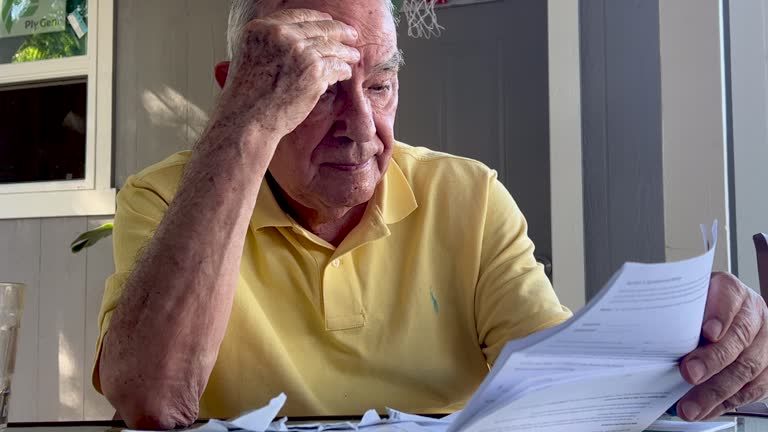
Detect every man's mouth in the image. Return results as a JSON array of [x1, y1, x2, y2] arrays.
[[322, 159, 373, 172]]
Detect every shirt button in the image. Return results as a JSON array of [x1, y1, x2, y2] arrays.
[[331, 259, 341, 268]]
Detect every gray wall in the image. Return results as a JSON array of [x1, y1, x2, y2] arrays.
[[396, 0, 553, 263], [580, 0, 667, 297]]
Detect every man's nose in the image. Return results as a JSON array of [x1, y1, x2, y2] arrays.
[[333, 90, 376, 143]]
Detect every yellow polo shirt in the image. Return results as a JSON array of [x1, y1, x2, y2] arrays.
[[93, 142, 571, 418]]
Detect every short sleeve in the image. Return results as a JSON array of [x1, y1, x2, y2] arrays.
[[475, 177, 572, 365], [91, 176, 171, 393]]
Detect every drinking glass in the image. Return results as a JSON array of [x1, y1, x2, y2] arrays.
[[0, 283, 25, 430]]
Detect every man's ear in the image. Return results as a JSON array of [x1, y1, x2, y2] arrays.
[[214, 61, 230, 89]]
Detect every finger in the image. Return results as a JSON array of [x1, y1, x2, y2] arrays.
[[699, 365, 768, 420], [322, 57, 353, 87], [678, 306, 768, 421], [266, 8, 334, 24], [681, 294, 762, 386], [290, 20, 359, 45], [701, 273, 748, 342], [308, 37, 361, 64]]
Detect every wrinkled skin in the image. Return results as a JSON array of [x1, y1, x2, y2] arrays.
[[217, 7, 360, 131]]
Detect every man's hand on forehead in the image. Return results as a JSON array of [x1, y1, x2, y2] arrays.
[[265, 7, 334, 23], [213, 8, 365, 142], [269, 14, 401, 76], [264, 9, 358, 46]]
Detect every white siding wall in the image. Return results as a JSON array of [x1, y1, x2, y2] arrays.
[[0, 217, 115, 421], [114, 0, 227, 185]]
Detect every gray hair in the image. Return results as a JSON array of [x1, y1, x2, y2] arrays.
[[227, 0, 263, 60], [226, 0, 398, 60]]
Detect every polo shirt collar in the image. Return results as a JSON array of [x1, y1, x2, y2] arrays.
[[249, 159, 418, 232], [371, 159, 418, 225], [249, 176, 293, 232]]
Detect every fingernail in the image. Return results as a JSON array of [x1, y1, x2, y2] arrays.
[[703, 319, 723, 341], [686, 359, 706, 383], [681, 401, 701, 421]]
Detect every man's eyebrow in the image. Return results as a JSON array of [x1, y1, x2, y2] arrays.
[[370, 50, 405, 75]]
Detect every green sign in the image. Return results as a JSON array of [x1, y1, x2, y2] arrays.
[[1, 0, 66, 39]]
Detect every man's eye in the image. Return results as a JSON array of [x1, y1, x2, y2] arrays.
[[322, 84, 338, 97], [369, 84, 391, 93]]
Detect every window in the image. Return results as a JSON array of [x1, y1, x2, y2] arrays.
[[0, 79, 87, 184], [0, 0, 88, 65], [0, 0, 114, 219]]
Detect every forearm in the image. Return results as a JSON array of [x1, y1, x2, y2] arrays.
[[100, 124, 278, 428]]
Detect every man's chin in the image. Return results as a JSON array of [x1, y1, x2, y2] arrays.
[[317, 185, 377, 210], [314, 171, 381, 207], [326, 191, 376, 209]]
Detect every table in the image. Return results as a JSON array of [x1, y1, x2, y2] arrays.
[[5, 417, 768, 431]]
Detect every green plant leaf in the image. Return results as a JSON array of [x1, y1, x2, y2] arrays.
[[70, 222, 114, 253], [1, 0, 14, 23], [2, 0, 15, 33], [2, 0, 40, 33], [19, 0, 38, 18], [12, 28, 83, 63]]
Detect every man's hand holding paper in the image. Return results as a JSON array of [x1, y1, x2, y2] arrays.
[[680, 273, 768, 421]]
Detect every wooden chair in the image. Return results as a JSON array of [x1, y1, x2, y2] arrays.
[[753, 233, 768, 300]]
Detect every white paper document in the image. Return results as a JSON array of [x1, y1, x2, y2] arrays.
[[446, 222, 719, 432]]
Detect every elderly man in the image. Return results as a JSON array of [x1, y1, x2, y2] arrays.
[[94, 0, 768, 429]]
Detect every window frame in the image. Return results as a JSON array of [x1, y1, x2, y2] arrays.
[[0, 0, 115, 219], [548, 0, 586, 311]]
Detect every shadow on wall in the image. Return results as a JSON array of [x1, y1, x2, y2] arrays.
[[141, 85, 210, 145], [70, 85, 212, 258], [58, 331, 81, 419]]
